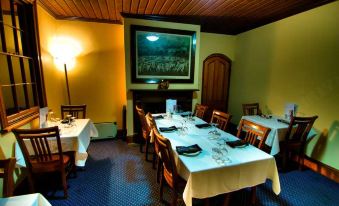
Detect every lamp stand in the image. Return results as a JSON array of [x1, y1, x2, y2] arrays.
[[64, 63, 71, 105]]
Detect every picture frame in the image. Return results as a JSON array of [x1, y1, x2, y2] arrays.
[[131, 25, 196, 83]]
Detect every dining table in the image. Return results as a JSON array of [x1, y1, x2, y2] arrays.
[[0, 193, 51, 206], [153, 114, 281, 206], [15, 119, 98, 167], [240, 115, 317, 155]]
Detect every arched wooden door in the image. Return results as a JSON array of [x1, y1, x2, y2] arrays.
[[202, 54, 231, 115]]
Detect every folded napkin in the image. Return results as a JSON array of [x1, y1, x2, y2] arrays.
[[195, 123, 211, 128], [181, 114, 190, 117], [277, 119, 290, 125], [176, 144, 202, 155], [226, 140, 249, 148], [153, 115, 164, 120], [159, 126, 177, 132]]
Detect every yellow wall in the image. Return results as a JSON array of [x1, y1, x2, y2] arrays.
[[229, 1, 339, 169], [37, 6, 126, 128], [199, 32, 237, 103]]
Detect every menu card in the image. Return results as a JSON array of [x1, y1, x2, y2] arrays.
[[166, 99, 177, 113], [284, 103, 297, 119]]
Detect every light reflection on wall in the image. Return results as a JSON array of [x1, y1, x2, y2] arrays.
[[49, 36, 82, 71]]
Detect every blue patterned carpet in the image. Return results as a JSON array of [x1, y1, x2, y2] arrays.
[[47, 140, 339, 206]]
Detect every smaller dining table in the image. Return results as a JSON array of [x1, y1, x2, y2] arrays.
[[154, 114, 281, 206], [241, 115, 317, 155], [15, 119, 98, 167]]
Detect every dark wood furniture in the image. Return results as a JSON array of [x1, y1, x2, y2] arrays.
[[242, 103, 261, 116], [136, 105, 152, 161], [153, 129, 186, 206], [237, 119, 271, 150], [202, 54, 231, 119], [0, 157, 16, 197], [13, 126, 76, 198], [237, 119, 271, 205], [193, 104, 209, 120], [146, 113, 162, 183], [282, 115, 318, 171], [61, 104, 87, 119], [210, 109, 232, 131]]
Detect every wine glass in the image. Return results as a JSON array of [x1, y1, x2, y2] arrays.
[[209, 123, 220, 140]]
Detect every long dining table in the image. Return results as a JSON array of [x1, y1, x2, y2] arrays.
[[154, 114, 281, 206], [15, 119, 98, 167]]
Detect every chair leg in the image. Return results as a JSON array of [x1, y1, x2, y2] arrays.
[[250, 187, 256, 205], [222, 193, 231, 206], [139, 141, 143, 153], [159, 173, 164, 202], [156, 159, 162, 183], [27, 173, 35, 194], [282, 151, 288, 171], [145, 140, 149, 161], [298, 152, 305, 171], [152, 152, 156, 169], [172, 191, 178, 206], [61, 170, 68, 198]]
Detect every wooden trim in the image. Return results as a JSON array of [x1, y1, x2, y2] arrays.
[[2, 112, 39, 133], [291, 155, 339, 183], [303, 156, 339, 183]]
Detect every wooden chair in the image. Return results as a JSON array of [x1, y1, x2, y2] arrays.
[[237, 119, 271, 205], [0, 157, 16, 197], [242, 103, 261, 116], [136, 105, 152, 161], [61, 104, 86, 119], [210, 110, 232, 131], [146, 113, 162, 183], [237, 119, 271, 150], [13, 126, 76, 198], [193, 104, 208, 119], [153, 129, 186, 206], [282, 115, 318, 171]]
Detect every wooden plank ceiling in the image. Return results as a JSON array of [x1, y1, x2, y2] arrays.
[[38, 0, 335, 35]]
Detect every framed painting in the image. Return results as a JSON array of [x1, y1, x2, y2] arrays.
[[131, 25, 196, 83]]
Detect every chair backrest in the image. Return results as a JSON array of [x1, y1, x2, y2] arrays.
[[146, 113, 159, 153], [136, 105, 151, 140], [153, 129, 179, 190], [193, 104, 208, 119], [285, 115, 318, 144], [61, 104, 86, 119], [242, 103, 261, 116], [13, 126, 65, 173], [210, 110, 232, 131], [237, 119, 271, 150], [0, 158, 16, 197]]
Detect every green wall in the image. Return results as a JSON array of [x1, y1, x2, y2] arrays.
[[229, 1, 339, 169]]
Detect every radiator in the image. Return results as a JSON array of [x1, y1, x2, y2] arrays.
[[92, 122, 117, 140]]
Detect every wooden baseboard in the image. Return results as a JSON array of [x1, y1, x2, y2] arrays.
[[303, 156, 339, 183], [292, 155, 339, 183]]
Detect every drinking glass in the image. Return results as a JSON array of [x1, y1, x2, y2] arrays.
[[209, 123, 220, 140]]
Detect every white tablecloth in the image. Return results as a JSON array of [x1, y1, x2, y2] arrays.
[[0, 193, 51, 206], [15, 119, 98, 167], [156, 115, 281, 206]]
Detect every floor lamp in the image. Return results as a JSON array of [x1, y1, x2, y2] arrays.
[[64, 63, 71, 105]]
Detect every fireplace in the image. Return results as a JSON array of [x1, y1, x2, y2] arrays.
[[132, 89, 197, 134]]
